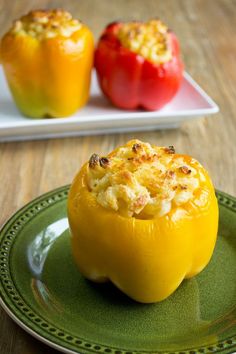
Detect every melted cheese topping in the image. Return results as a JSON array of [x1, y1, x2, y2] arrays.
[[10, 9, 82, 39], [117, 19, 172, 64], [87, 140, 206, 219]]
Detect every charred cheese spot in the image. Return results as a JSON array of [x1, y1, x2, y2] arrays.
[[87, 140, 204, 218], [10, 9, 82, 40], [117, 19, 172, 64]]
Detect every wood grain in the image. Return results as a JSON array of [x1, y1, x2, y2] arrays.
[[0, 0, 236, 353]]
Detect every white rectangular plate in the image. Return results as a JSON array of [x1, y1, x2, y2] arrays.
[[0, 67, 219, 142]]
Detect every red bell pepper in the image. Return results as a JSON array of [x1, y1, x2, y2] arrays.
[[95, 20, 184, 111]]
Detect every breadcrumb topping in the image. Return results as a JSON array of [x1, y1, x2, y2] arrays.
[[87, 140, 206, 218], [10, 9, 82, 39], [117, 19, 172, 64]]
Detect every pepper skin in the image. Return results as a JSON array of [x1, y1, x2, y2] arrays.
[[68, 140, 218, 303], [0, 10, 94, 118], [94, 20, 183, 110]]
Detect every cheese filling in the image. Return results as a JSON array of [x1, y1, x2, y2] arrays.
[[10, 9, 82, 39], [87, 140, 205, 219], [117, 19, 172, 64]]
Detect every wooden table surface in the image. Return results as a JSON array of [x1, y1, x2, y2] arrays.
[[0, 0, 236, 353]]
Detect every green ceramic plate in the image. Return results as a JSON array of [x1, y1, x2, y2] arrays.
[[0, 186, 236, 354]]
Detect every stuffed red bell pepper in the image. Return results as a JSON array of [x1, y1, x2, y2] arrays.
[[95, 19, 184, 110]]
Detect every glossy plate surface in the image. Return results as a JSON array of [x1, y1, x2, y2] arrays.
[[0, 186, 236, 354], [0, 68, 218, 141]]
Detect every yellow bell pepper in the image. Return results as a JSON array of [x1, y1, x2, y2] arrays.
[[68, 140, 219, 303], [0, 9, 94, 118]]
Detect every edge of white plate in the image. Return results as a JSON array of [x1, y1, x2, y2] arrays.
[[183, 72, 219, 113], [0, 123, 180, 142], [0, 72, 219, 128], [0, 71, 219, 141]]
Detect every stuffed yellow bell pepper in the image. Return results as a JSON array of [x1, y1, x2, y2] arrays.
[[68, 140, 219, 303], [0, 9, 94, 118]]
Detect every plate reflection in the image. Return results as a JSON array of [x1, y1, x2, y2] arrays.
[[27, 218, 68, 312]]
